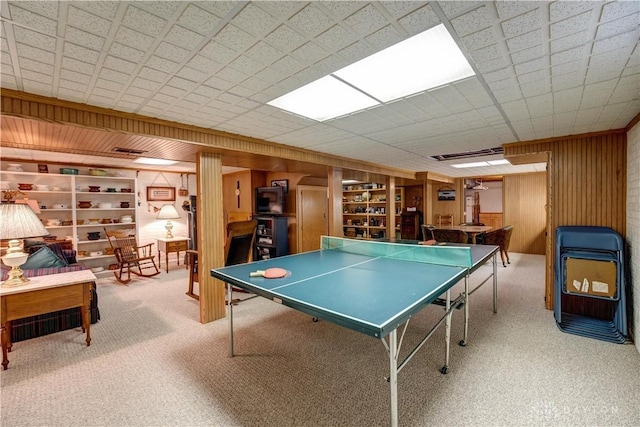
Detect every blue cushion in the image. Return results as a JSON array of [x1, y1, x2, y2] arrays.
[[24, 240, 70, 266], [21, 246, 67, 270]]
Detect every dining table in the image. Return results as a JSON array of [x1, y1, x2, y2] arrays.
[[435, 225, 493, 244]]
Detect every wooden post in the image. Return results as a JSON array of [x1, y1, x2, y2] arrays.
[[196, 152, 226, 323]]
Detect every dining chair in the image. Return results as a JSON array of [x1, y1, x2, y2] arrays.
[[482, 225, 513, 267], [431, 228, 469, 244]]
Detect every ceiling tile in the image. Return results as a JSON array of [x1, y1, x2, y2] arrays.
[[596, 12, 640, 39], [13, 26, 56, 51], [601, 1, 640, 22], [67, 5, 112, 37], [163, 25, 203, 51], [114, 26, 155, 51], [550, 11, 593, 40], [232, 3, 279, 38], [398, 4, 439, 35], [16, 43, 54, 64], [109, 42, 146, 63], [289, 4, 335, 38], [122, 5, 167, 37], [264, 24, 307, 53], [451, 4, 492, 37], [501, 8, 542, 38], [506, 28, 542, 52], [215, 24, 256, 53], [7, 4, 57, 35], [65, 27, 105, 51], [344, 4, 388, 37], [63, 42, 100, 64], [176, 4, 221, 35]]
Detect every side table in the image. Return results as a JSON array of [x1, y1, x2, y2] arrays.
[[1, 269, 96, 370], [156, 237, 190, 273]]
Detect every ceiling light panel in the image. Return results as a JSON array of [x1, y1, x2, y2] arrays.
[[268, 75, 379, 121], [335, 24, 475, 102]]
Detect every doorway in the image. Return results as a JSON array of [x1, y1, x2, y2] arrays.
[[297, 185, 328, 252]]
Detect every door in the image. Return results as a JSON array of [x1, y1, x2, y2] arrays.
[[297, 185, 328, 252]]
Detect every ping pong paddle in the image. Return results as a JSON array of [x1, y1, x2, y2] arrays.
[[250, 267, 287, 279]]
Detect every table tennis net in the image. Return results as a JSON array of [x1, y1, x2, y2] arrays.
[[321, 236, 472, 268]]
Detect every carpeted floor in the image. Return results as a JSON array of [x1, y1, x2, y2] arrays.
[[1, 253, 638, 426]]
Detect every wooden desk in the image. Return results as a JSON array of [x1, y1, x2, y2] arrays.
[[156, 237, 189, 273], [1, 269, 96, 370], [436, 225, 493, 244]]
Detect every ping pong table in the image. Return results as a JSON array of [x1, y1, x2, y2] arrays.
[[211, 236, 499, 427]]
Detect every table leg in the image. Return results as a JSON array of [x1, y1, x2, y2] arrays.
[[442, 289, 451, 374], [460, 275, 470, 346], [493, 253, 498, 313], [388, 329, 398, 427], [165, 251, 169, 273], [228, 282, 234, 357], [1, 322, 8, 370], [83, 283, 92, 346]]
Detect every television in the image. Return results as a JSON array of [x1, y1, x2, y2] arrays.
[[255, 186, 285, 215]]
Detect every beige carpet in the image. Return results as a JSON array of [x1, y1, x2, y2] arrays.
[[1, 253, 639, 426]]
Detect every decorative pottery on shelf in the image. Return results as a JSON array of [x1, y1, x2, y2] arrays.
[[17, 183, 33, 191], [120, 188, 132, 193], [120, 202, 130, 208], [88, 186, 101, 192], [78, 201, 92, 208], [87, 232, 101, 240]]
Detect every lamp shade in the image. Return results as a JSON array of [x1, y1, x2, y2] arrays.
[[0, 203, 49, 240], [156, 204, 180, 220]]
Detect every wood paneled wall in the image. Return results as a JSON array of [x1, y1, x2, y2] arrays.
[[504, 130, 627, 309], [503, 173, 547, 255], [428, 179, 464, 225]]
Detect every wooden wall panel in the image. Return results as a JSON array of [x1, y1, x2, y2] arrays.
[[428, 179, 464, 225], [504, 130, 627, 310], [503, 173, 547, 255]]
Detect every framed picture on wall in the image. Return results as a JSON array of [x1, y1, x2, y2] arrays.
[[271, 179, 289, 193], [437, 189, 456, 201], [147, 186, 176, 201]]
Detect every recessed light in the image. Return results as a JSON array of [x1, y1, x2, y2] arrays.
[[451, 162, 489, 168], [487, 159, 510, 165], [133, 157, 177, 165]]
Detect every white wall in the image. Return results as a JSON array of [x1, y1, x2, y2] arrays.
[[627, 121, 639, 353], [135, 170, 194, 248], [465, 180, 503, 212]]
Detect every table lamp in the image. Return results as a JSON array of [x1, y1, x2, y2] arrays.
[[156, 204, 180, 238], [1, 202, 49, 287]]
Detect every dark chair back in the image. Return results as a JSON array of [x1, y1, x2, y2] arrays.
[[421, 224, 435, 241], [224, 220, 258, 266], [431, 229, 469, 244]]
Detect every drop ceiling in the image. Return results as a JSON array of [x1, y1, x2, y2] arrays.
[[1, 1, 638, 178]]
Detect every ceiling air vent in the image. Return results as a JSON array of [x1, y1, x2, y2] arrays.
[[113, 147, 147, 155], [429, 147, 503, 161]]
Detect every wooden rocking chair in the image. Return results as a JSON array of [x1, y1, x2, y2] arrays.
[[105, 229, 161, 284]]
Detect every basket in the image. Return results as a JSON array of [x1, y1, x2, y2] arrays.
[[59, 168, 78, 175], [89, 168, 108, 176]]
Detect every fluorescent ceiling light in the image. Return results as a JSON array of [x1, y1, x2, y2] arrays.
[[268, 24, 474, 121], [268, 76, 379, 121], [487, 159, 510, 165], [133, 157, 177, 166], [451, 161, 489, 168], [335, 24, 475, 102], [342, 179, 361, 184], [452, 159, 511, 168]]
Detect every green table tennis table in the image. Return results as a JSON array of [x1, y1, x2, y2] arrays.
[[211, 236, 499, 426]]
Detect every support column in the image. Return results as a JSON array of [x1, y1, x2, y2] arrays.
[[327, 167, 343, 237], [385, 176, 396, 239], [197, 152, 226, 323]]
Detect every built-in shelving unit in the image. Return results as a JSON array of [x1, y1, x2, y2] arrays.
[[342, 183, 403, 239], [254, 216, 288, 260], [1, 162, 137, 274]]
